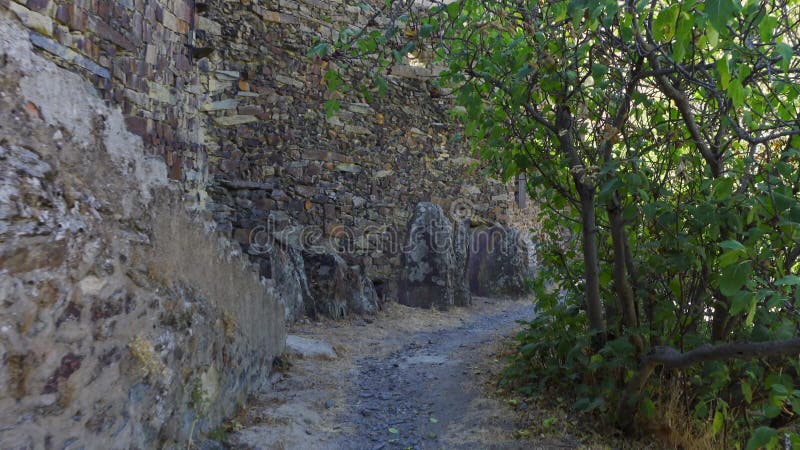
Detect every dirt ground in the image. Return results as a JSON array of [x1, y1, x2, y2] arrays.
[[205, 298, 582, 450]]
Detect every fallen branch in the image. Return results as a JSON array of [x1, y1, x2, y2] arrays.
[[616, 338, 800, 433]]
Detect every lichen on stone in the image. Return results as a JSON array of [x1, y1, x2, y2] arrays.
[[127, 336, 165, 379]]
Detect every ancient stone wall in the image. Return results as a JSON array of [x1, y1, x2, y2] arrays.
[[0, 0, 211, 200], [196, 0, 516, 294], [0, 17, 285, 448], [0, 0, 520, 301]]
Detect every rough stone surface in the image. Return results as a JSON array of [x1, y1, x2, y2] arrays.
[[303, 251, 380, 319], [255, 213, 379, 321], [452, 218, 472, 307], [195, 0, 521, 299], [285, 335, 337, 360], [270, 244, 314, 322], [0, 19, 285, 449], [398, 203, 456, 310], [2, 0, 530, 308], [468, 226, 536, 298]]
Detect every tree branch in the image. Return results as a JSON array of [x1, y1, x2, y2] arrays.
[[617, 337, 800, 433]]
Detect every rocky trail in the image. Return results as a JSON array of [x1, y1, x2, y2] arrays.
[[210, 298, 575, 450], [336, 302, 535, 450]]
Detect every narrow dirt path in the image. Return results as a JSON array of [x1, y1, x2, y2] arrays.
[[218, 298, 566, 450], [336, 302, 534, 449]]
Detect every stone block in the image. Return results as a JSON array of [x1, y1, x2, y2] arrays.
[[285, 335, 337, 360], [10, 2, 52, 36], [196, 16, 221, 35], [214, 115, 258, 126], [148, 81, 176, 104], [468, 226, 534, 298], [201, 99, 238, 111], [29, 32, 110, 78]]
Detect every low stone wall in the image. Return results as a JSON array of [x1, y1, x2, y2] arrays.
[[0, 19, 285, 448]]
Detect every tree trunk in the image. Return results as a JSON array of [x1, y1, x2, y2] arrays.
[[608, 202, 643, 353], [616, 338, 800, 433], [578, 185, 606, 349]]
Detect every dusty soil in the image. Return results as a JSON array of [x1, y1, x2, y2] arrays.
[[207, 298, 581, 450]]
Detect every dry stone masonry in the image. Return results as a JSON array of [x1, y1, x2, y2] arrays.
[[0, 0, 526, 313]]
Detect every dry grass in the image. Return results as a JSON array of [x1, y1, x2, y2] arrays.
[[485, 337, 724, 450], [642, 378, 718, 450]]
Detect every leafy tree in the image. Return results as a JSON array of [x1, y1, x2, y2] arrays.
[[316, 0, 800, 443]]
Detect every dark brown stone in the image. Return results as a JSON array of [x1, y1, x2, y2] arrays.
[[124, 116, 148, 136], [0, 241, 67, 274], [56, 302, 83, 327], [42, 353, 83, 394]]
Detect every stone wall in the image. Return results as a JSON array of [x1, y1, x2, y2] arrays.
[[197, 0, 517, 294], [0, 0, 211, 201], [0, 0, 521, 302], [0, 17, 285, 448]]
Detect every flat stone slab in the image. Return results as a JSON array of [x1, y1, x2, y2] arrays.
[[285, 335, 337, 360]]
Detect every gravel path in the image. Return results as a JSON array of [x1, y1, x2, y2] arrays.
[[220, 299, 559, 450], [335, 302, 536, 450]]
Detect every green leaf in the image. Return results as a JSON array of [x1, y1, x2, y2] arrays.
[[640, 398, 656, 419], [776, 275, 800, 286], [445, 1, 460, 20], [717, 58, 731, 89], [713, 177, 735, 200], [745, 426, 777, 450], [324, 99, 340, 118], [388, 427, 399, 434], [763, 403, 781, 419], [420, 23, 437, 38], [729, 291, 753, 315], [719, 240, 745, 251], [552, 2, 568, 22], [672, 13, 693, 62], [706, 0, 736, 32], [653, 5, 680, 42], [376, 76, 388, 97], [745, 298, 757, 327], [307, 43, 331, 58], [429, 416, 439, 423], [776, 43, 793, 71], [706, 25, 719, 48], [742, 381, 753, 404], [719, 249, 742, 268], [324, 69, 343, 91], [758, 15, 778, 42], [712, 410, 724, 436], [720, 261, 751, 296], [591, 63, 609, 81], [728, 78, 745, 108]]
